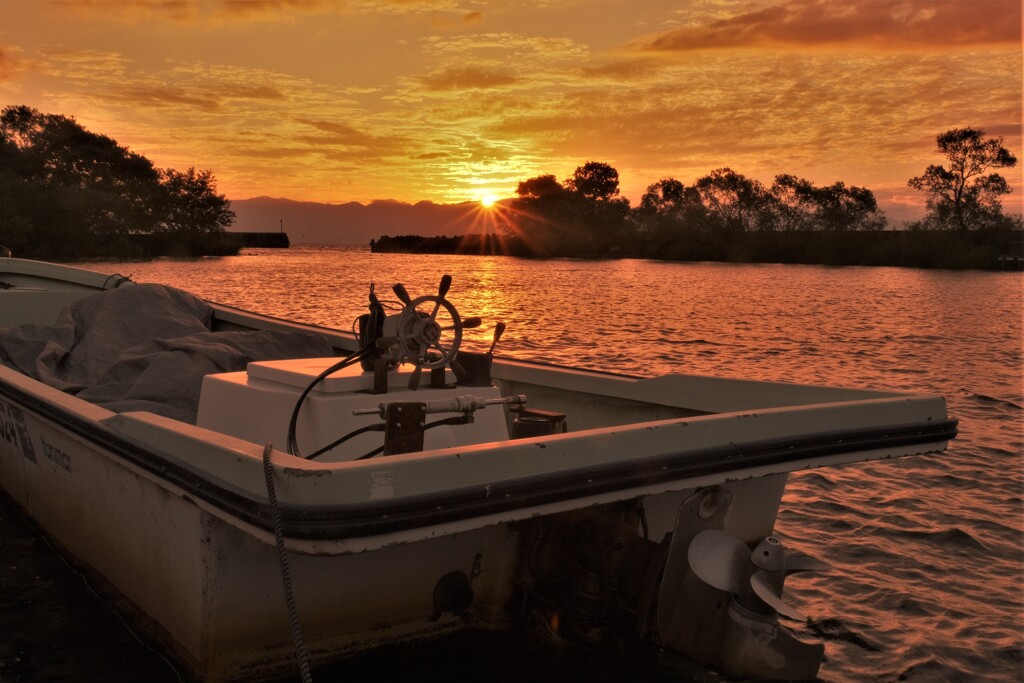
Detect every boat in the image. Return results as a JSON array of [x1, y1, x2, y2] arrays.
[[0, 257, 957, 682]]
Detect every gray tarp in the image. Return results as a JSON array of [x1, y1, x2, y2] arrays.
[[0, 283, 334, 423]]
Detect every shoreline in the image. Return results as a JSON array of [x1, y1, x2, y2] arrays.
[[370, 230, 1024, 271]]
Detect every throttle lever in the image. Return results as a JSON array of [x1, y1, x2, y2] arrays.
[[488, 322, 506, 356]]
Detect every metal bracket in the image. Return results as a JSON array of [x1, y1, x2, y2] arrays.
[[382, 402, 426, 456]]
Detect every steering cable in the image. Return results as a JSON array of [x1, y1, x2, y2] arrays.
[[285, 348, 370, 457]]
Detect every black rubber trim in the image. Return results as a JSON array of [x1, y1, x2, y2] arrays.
[[0, 376, 958, 541]]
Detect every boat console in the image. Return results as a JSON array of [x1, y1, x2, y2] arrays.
[[197, 361, 513, 462], [197, 276, 532, 462]]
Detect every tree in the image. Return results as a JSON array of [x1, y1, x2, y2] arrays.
[[1, 105, 163, 255], [813, 181, 886, 231], [908, 128, 1018, 231], [565, 161, 621, 202], [695, 168, 773, 233], [630, 178, 707, 258], [770, 174, 813, 231], [515, 174, 565, 200], [0, 105, 235, 257], [772, 174, 886, 231], [509, 162, 631, 257], [563, 161, 632, 254], [158, 167, 235, 235], [509, 174, 573, 255], [637, 178, 706, 226]]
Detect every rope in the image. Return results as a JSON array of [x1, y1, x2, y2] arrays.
[[102, 273, 132, 289], [262, 442, 314, 683]]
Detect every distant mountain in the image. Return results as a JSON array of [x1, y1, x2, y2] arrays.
[[228, 197, 494, 245]]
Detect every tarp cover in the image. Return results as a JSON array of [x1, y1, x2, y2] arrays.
[[0, 283, 334, 423]]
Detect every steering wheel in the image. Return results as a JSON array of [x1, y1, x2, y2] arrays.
[[391, 293, 463, 369], [382, 275, 470, 371]]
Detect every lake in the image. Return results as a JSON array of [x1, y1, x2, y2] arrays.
[[9, 245, 1023, 682]]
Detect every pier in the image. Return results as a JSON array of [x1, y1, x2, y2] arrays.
[[228, 232, 290, 248]]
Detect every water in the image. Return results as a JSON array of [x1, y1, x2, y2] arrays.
[[12, 246, 1024, 681]]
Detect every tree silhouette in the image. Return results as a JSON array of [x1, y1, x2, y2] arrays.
[[771, 174, 885, 232], [515, 174, 564, 200], [510, 162, 631, 256], [695, 168, 773, 233], [908, 128, 1018, 231], [158, 167, 235, 235], [510, 174, 572, 255], [0, 105, 234, 258], [565, 161, 621, 202], [633, 178, 707, 257]]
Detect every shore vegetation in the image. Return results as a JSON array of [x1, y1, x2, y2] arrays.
[[375, 129, 1021, 269], [0, 105, 237, 260]]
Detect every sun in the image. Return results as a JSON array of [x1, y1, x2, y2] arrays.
[[480, 194, 498, 208]]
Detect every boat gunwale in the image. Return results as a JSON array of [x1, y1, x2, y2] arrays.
[[0, 257, 958, 542], [0, 371, 957, 540]]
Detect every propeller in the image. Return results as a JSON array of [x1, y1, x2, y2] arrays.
[[687, 530, 829, 621]]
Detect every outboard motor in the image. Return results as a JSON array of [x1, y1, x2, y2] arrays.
[[519, 486, 830, 681], [654, 487, 829, 680]]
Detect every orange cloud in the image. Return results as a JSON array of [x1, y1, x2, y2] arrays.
[[630, 0, 1022, 52], [580, 58, 662, 81], [294, 119, 380, 146], [215, 0, 328, 20], [53, 0, 203, 22], [118, 85, 222, 112], [0, 46, 20, 81], [430, 10, 484, 28], [53, 0, 477, 23], [418, 66, 521, 91], [220, 84, 286, 100]]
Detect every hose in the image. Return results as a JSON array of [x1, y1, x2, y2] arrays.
[[286, 348, 369, 457]]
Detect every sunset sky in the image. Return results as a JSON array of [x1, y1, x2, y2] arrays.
[[2, 0, 1021, 223]]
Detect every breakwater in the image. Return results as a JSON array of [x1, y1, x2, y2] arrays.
[[228, 231, 290, 248]]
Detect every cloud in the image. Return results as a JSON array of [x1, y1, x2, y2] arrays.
[[53, 0, 327, 23], [418, 66, 521, 91], [52, 0, 205, 23], [580, 58, 662, 82], [425, 32, 587, 61], [51, 0, 479, 23], [629, 0, 1022, 52], [118, 85, 223, 112], [294, 118, 380, 146], [34, 49, 290, 115], [215, 0, 330, 20], [429, 10, 483, 28], [0, 46, 21, 81], [219, 84, 286, 100]]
